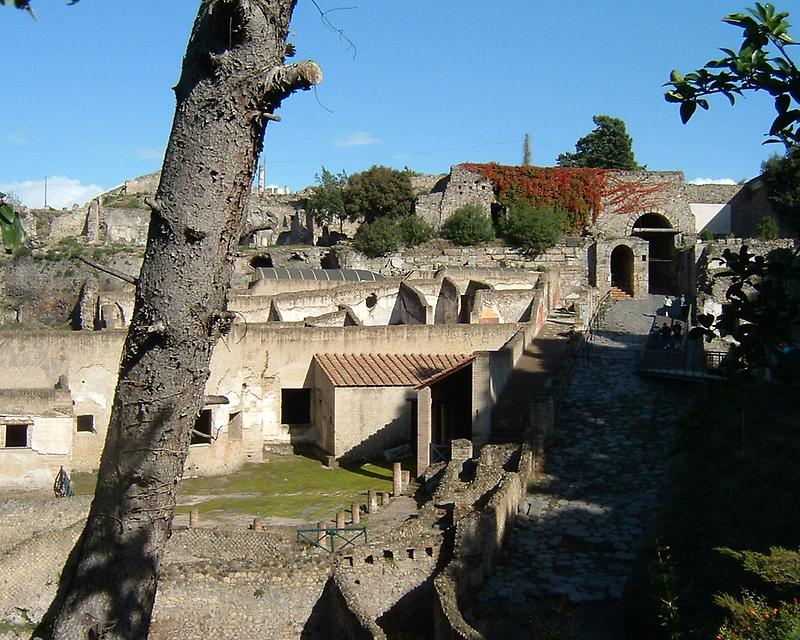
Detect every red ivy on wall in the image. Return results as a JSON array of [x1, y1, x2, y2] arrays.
[[462, 163, 669, 231]]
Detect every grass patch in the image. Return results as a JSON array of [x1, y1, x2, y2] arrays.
[[72, 454, 399, 522]]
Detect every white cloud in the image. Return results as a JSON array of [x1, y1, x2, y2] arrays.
[[4, 130, 28, 146], [688, 177, 738, 185], [0, 176, 105, 209], [335, 131, 381, 147], [135, 147, 164, 160]]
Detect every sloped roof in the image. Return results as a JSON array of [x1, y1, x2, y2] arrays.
[[253, 267, 383, 282], [314, 353, 474, 388]]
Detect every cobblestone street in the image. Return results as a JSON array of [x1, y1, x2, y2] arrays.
[[470, 295, 692, 638]]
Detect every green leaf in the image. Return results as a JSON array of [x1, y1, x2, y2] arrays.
[[0, 203, 14, 224], [769, 109, 800, 135], [1, 215, 25, 251], [670, 70, 684, 83], [680, 101, 698, 124], [775, 93, 791, 113]]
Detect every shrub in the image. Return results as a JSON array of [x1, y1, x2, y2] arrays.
[[755, 216, 779, 240], [441, 203, 495, 246], [699, 228, 715, 242], [353, 217, 401, 257], [500, 202, 566, 253], [398, 215, 435, 247]]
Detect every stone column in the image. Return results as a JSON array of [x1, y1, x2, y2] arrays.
[[401, 470, 410, 492], [317, 521, 328, 543], [416, 386, 432, 477], [381, 491, 391, 506], [470, 353, 493, 447], [392, 462, 402, 496], [252, 517, 263, 532], [351, 503, 360, 525], [367, 490, 377, 514], [189, 507, 199, 528], [336, 511, 346, 529]]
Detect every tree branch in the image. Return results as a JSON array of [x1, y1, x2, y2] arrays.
[[261, 60, 323, 101], [78, 256, 137, 285]]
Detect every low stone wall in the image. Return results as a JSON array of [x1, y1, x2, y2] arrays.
[[432, 443, 534, 639], [327, 573, 387, 640]]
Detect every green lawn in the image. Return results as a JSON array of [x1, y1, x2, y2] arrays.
[[72, 454, 399, 523]]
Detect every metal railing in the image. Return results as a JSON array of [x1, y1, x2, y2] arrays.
[[636, 349, 726, 379], [296, 526, 367, 554]]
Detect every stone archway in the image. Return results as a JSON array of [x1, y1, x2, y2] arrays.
[[610, 244, 634, 295], [632, 212, 678, 294]]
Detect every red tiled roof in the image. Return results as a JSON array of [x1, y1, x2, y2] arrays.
[[314, 353, 474, 388]]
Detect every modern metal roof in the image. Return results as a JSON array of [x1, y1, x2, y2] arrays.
[[253, 267, 384, 282]]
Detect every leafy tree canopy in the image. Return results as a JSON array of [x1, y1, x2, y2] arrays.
[[306, 167, 347, 229], [672, 3, 800, 385], [665, 2, 800, 149], [557, 115, 641, 170], [344, 165, 415, 224], [761, 150, 800, 233]]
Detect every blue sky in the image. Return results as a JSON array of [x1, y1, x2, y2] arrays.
[[1, 0, 798, 207]]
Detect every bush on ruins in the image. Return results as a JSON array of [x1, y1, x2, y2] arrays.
[[441, 203, 495, 246], [500, 202, 567, 254], [397, 215, 435, 247], [352, 216, 402, 257]]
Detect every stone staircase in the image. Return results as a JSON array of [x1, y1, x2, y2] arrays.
[[610, 286, 632, 301]]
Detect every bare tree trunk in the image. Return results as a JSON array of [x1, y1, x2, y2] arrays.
[[34, 2, 320, 639]]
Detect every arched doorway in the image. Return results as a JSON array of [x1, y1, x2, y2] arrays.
[[610, 244, 634, 295], [632, 213, 678, 293]]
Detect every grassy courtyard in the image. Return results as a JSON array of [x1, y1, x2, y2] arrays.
[[72, 453, 398, 523]]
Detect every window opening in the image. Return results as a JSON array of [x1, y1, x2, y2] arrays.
[[4, 424, 29, 448], [191, 409, 213, 445], [76, 415, 95, 433]]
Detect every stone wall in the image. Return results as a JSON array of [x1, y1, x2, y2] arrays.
[[594, 170, 696, 239], [122, 172, 160, 195], [333, 244, 587, 297], [594, 237, 649, 298], [414, 165, 495, 230]]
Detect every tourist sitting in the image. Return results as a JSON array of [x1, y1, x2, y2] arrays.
[[672, 322, 683, 345], [659, 322, 672, 347]]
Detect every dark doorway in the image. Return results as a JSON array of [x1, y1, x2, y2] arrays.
[[632, 213, 678, 294], [431, 365, 472, 445], [610, 245, 634, 295], [281, 388, 311, 424]]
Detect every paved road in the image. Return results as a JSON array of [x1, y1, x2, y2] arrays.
[[468, 295, 692, 638]]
